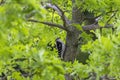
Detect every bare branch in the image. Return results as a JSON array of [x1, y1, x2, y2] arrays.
[[27, 19, 67, 31], [43, 3, 70, 27]]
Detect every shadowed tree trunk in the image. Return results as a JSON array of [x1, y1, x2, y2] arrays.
[[63, 0, 83, 62], [64, 0, 95, 62], [64, 29, 80, 62]]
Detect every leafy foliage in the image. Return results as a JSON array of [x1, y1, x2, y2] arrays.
[[0, 0, 120, 80], [82, 32, 120, 79]]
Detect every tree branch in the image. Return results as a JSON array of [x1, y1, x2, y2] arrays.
[[82, 10, 117, 31], [82, 24, 100, 31], [27, 19, 67, 31], [82, 24, 114, 31], [43, 3, 70, 28]]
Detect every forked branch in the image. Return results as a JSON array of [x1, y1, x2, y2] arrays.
[[43, 3, 70, 27]]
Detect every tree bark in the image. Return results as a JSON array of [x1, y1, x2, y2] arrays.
[[64, 29, 80, 62], [63, 0, 85, 62]]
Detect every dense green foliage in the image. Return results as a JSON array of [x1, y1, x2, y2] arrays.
[[0, 0, 120, 80]]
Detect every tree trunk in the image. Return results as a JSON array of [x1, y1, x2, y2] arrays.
[[64, 29, 80, 62], [64, 0, 84, 62], [64, 0, 96, 63], [64, 1, 84, 79]]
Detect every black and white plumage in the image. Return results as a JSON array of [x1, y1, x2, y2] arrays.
[[56, 38, 65, 59]]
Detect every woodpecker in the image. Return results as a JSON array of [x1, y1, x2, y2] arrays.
[[56, 38, 65, 59]]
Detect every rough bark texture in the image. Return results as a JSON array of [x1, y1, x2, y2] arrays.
[[72, 0, 84, 24], [64, 1, 86, 79], [63, 0, 83, 62], [64, 29, 80, 62]]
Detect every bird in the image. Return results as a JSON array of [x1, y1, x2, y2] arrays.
[[56, 38, 65, 59]]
